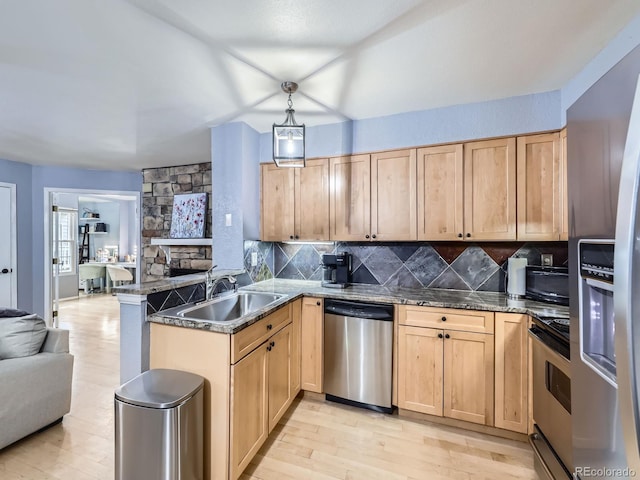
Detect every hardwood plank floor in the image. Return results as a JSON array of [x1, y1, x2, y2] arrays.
[[0, 294, 536, 480]]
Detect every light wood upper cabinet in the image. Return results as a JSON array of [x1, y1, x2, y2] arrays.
[[370, 149, 417, 241], [301, 297, 323, 393], [417, 144, 464, 241], [330, 150, 417, 241], [261, 159, 329, 241], [560, 128, 569, 240], [230, 343, 268, 480], [295, 159, 330, 240], [464, 138, 517, 241], [517, 132, 562, 241], [494, 313, 529, 434], [397, 325, 444, 416], [260, 164, 295, 241], [330, 154, 371, 241]]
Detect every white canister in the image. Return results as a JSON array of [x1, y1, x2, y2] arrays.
[[506, 257, 528, 298]]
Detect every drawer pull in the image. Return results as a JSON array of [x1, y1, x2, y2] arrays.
[[270, 341, 275, 347], [445, 333, 450, 339], [438, 333, 443, 339], [267, 345, 272, 351], [441, 316, 447, 322], [267, 324, 273, 330], [316, 301, 321, 306]]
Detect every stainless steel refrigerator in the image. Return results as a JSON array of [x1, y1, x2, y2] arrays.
[[568, 43, 640, 479]]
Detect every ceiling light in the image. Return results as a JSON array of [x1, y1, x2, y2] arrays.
[[273, 81, 305, 168]]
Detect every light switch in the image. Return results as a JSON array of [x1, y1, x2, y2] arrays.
[[225, 213, 232, 226]]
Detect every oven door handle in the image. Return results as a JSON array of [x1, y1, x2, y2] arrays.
[[585, 277, 613, 292]]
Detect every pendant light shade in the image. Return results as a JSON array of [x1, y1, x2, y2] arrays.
[[273, 81, 305, 167]]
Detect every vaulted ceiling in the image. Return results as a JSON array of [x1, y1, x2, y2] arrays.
[[1, 0, 639, 170]]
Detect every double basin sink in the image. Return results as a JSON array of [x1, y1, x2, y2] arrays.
[[161, 291, 286, 323]]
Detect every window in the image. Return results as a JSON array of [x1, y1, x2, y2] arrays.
[[57, 209, 77, 275]]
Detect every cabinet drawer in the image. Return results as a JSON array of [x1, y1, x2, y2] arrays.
[[232, 303, 291, 364], [398, 305, 494, 334]]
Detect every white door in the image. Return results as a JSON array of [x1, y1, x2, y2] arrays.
[[0, 183, 17, 308]]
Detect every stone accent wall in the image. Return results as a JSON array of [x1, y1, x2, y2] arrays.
[[142, 163, 212, 281]]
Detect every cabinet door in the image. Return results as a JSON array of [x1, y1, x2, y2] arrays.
[[443, 330, 494, 425], [494, 313, 528, 433], [261, 164, 295, 241], [330, 154, 371, 241], [397, 325, 444, 416], [417, 144, 464, 241], [268, 324, 292, 432], [560, 128, 569, 241], [300, 297, 323, 392], [371, 149, 417, 241], [291, 299, 301, 395], [230, 344, 268, 480], [463, 138, 516, 241], [295, 158, 330, 240], [517, 133, 561, 241]]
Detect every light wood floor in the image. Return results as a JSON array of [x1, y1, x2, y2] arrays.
[[0, 294, 536, 480]]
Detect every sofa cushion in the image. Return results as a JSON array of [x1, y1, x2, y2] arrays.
[[0, 314, 47, 359], [0, 308, 30, 318]]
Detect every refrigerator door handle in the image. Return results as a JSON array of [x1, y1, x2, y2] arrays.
[[614, 75, 640, 474]]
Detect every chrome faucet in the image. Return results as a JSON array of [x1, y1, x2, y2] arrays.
[[205, 265, 237, 299]]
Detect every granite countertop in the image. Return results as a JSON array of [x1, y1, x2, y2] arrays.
[[113, 269, 244, 296], [147, 278, 569, 335]]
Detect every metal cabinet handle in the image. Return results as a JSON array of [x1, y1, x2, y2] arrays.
[[316, 301, 321, 306], [270, 341, 275, 347], [267, 345, 272, 351], [365, 234, 370, 239], [267, 324, 273, 330], [438, 333, 443, 339], [0, 268, 10, 274], [372, 234, 377, 239], [289, 235, 294, 239], [441, 316, 447, 322], [295, 235, 299, 239], [457, 233, 463, 238], [445, 333, 450, 339], [466, 233, 471, 238]]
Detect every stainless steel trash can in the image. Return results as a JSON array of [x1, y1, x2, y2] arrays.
[[115, 369, 204, 480]]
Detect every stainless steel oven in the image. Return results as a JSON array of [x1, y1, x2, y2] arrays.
[[529, 317, 573, 479]]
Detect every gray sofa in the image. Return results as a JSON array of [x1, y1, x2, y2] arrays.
[[0, 328, 74, 450]]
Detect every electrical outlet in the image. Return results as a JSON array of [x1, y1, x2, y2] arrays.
[[251, 252, 258, 267], [541, 254, 554, 266]]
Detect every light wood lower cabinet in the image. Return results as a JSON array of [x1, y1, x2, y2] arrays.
[[230, 342, 268, 479], [150, 302, 300, 480], [397, 325, 443, 416], [301, 296, 323, 392], [494, 312, 530, 434], [396, 306, 495, 426]]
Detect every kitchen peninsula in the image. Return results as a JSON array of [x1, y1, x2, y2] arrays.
[[115, 273, 568, 480]]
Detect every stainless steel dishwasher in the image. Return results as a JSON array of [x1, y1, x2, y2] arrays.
[[324, 299, 394, 413]]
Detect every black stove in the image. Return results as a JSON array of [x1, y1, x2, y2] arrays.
[[530, 315, 570, 360]]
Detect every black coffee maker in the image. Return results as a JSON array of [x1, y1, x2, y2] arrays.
[[321, 252, 352, 288]]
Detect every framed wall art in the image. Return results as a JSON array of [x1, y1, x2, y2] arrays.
[[169, 193, 208, 238]]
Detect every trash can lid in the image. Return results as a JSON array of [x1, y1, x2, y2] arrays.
[[115, 369, 204, 409]]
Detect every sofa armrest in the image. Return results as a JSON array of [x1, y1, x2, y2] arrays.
[[41, 328, 69, 354]]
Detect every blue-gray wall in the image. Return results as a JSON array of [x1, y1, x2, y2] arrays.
[[0, 161, 141, 315], [259, 90, 563, 162], [211, 122, 260, 269]]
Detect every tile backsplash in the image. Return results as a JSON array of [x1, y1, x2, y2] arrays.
[[243, 240, 568, 293]]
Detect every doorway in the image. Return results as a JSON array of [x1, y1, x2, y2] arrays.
[[0, 182, 17, 308], [44, 188, 140, 324]]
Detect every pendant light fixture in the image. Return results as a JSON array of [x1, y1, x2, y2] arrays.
[[272, 81, 305, 167]]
